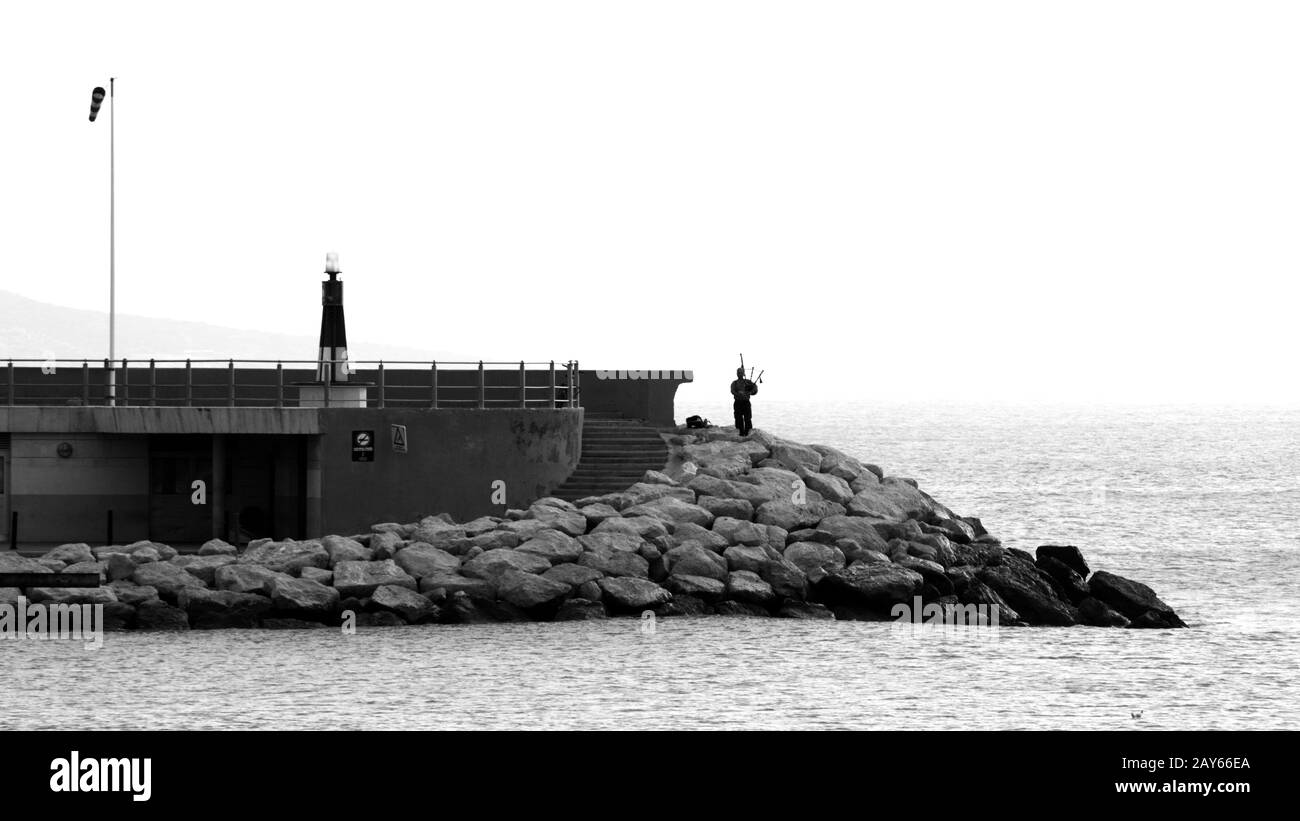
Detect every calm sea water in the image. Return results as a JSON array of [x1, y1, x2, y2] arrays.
[[3, 402, 1297, 730]]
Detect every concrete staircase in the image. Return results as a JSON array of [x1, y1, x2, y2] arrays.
[[552, 413, 670, 502]]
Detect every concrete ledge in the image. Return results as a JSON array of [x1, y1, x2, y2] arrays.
[[0, 406, 323, 435]]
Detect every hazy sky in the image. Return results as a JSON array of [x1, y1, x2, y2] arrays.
[[2, 1, 1296, 406]]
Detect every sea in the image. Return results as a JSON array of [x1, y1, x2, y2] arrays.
[[2, 401, 1297, 730]]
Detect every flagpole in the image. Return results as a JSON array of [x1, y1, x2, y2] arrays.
[[108, 76, 116, 406]]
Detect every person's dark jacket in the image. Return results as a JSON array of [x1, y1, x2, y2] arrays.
[[730, 378, 758, 402]]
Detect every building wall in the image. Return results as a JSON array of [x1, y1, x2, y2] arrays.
[[315, 407, 582, 536], [1, 405, 584, 545], [7, 434, 151, 545], [577, 370, 692, 426]]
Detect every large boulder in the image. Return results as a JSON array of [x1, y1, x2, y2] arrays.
[[107, 581, 160, 607], [60, 560, 106, 582], [105, 553, 137, 582], [578, 549, 650, 579], [819, 563, 925, 609], [368, 531, 405, 560], [132, 562, 206, 603], [1077, 596, 1130, 627], [0, 554, 48, 574], [812, 446, 865, 481], [179, 588, 272, 629], [668, 523, 729, 553], [128, 540, 178, 561], [957, 578, 1022, 625], [712, 517, 767, 546], [332, 560, 418, 598], [578, 531, 645, 554], [696, 496, 754, 521], [741, 467, 817, 506], [641, 470, 678, 486], [26, 586, 118, 606], [768, 442, 822, 473], [495, 519, 549, 542], [597, 577, 672, 611], [322, 535, 372, 565], [468, 530, 520, 552], [517, 530, 584, 565], [370, 584, 437, 622], [497, 570, 571, 610], [755, 501, 818, 532], [681, 439, 767, 478], [173, 555, 236, 586], [1088, 571, 1184, 626], [589, 483, 695, 512], [541, 563, 604, 589], [845, 477, 933, 520], [894, 555, 954, 596], [1036, 545, 1091, 579], [270, 577, 340, 617], [238, 539, 331, 575], [394, 543, 462, 579], [687, 473, 780, 506], [532, 496, 577, 511], [722, 544, 772, 574], [814, 516, 891, 554], [663, 543, 728, 581], [924, 518, 976, 545], [800, 472, 854, 505], [46, 543, 96, 564], [782, 542, 846, 584], [726, 570, 777, 606], [461, 516, 503, 537], [663, 574, 726, 601], [578, 503, 622, 529], [214, 564, 290, 597], [592, 516, 670, 541], [370, 522, 415, 538], [461, 549, 551, 583], [977, 564, 1076, 626], [1035, 555, 1090, 604], [410, 517, 465, 544], [198, 539, 239, 556], [527, 503, 587, 537], [622, 496, 715, 528], [759, 559, 808, 600]]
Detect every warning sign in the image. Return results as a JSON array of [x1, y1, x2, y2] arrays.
[[352, 430, 375, 462], [391, 424, 408, 453]]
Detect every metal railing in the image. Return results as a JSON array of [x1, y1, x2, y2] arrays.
[[1, 359, 581, 410]]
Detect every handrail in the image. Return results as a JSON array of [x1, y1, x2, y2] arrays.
[[1, 357, 581, 410]]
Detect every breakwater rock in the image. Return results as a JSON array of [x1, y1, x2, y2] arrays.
[[5, 426, 1186, 630]]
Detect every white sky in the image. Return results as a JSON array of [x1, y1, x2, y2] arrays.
[[1, 1, 1297, 405]]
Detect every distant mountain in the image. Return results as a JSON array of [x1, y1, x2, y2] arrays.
[[0, 289, 470, 365]]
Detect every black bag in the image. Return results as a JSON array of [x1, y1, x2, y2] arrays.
[[686, 415, 709, 429]]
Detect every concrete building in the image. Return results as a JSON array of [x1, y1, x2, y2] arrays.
[[0, 258, 691, 549]]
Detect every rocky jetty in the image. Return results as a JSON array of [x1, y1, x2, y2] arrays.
[[0, 426, 1186, 630]]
